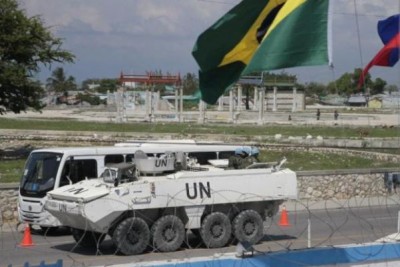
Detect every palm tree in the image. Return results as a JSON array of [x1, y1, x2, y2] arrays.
[[46, 67, 77, 95]]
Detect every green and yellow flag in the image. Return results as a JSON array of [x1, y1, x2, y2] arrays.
[[192, 0, 332, 104]]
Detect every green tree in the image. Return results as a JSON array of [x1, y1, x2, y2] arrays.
[[98, 79, 118, 93], [148, 69, 165, 93], [81, 79, 98, 91], [262, 71, 297, 85], [0, 0, 74, 114], [76, 93, 105, 105], [82, 78, 118, 93], [46, 67, 77, 94], [330, 68, 387, 96], [182, 72, 198, 95], [304, 82, 327, 97], [370, 77, 386, 95], [353, 68, 372, 93], [327, 73, 351, 95]]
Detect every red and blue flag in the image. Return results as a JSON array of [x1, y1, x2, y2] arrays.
[[359, 14, 400, 88]]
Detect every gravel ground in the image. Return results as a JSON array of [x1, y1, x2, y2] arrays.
[[2, 106, 399, 126]]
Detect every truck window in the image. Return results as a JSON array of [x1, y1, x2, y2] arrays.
[[19, 152, 62, 197], [188, 152, 217, 165], [105, 154, 124, 164], [60, 159, 97, 186], [126, 154, 135, 163], [218, 151, 235, 159]]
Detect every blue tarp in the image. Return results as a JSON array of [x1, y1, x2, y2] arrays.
[[145, 243, 400, 267]]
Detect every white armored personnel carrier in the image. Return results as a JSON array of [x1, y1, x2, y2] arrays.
[[45, 151, 297, 255]]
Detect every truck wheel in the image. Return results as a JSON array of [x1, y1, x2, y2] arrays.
[[112, 217, 150, 255], [71, 228, 105, 248], [200, 212, 232, 248], [40, 226, 59, 235], [233, 210, 264, 245], [151, 215, 185, 252]]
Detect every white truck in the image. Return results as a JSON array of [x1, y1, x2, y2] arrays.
[[18, 142, 241, 230], [45, 152, 297, 255]]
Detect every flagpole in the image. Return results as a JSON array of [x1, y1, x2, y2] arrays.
[[327, 0, 334, 67]]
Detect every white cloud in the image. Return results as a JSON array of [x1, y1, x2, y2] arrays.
[[22, 1, 113, 32], [22, 0, 239, 35], [21, 0, 399, 86]]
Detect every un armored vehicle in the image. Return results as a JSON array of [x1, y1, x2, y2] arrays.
[[18, 141, 241, 229], [45, 151, 297, 255]]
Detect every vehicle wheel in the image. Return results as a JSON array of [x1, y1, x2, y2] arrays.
[[112, 217, 150, 255], [40, 226, 59, 234], [232, 210, 264, 245], [200, 212, 232, 248], [71, 228, 105, 248], [151, 215, 185, 252]]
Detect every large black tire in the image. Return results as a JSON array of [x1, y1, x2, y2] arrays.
[[151, 215, 185, 252], [200, 212, 232, 248], [112, 217, 150, 255], [232, 210, 264, 245], [71, 228, 105, 248], [40, 226, 59, 235]]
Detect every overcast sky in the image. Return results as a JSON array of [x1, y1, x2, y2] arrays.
[[21, 0, 400, 87]]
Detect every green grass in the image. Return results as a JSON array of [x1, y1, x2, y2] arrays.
[[0, 117, 398, 183], [1, 150, 397, 183], [258, 150, 399, 171], [354, 148, 400, 155], [1, 117, 399, 138], [0, 159, 25, 183]]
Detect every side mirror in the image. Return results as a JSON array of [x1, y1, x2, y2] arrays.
[[101, 169, 117, 184]]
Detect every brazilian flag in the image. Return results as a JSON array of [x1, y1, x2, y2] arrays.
[[192, 0, 331, 104]]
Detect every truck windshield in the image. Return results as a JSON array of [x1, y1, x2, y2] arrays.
[[20, 152, 63, 198]]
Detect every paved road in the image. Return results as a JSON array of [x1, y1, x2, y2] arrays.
[[1, 205, 399, 267]]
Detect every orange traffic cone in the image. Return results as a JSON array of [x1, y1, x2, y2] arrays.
[[19, 224, 34, 247], [279, 205, 291, 227]]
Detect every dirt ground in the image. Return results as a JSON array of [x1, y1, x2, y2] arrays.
[[2, 106, 399, 127]]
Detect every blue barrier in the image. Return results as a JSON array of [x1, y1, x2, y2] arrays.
[[21, 259, 62, 267], [156, 243, 400, 267], [9, 243, 400, 267]]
